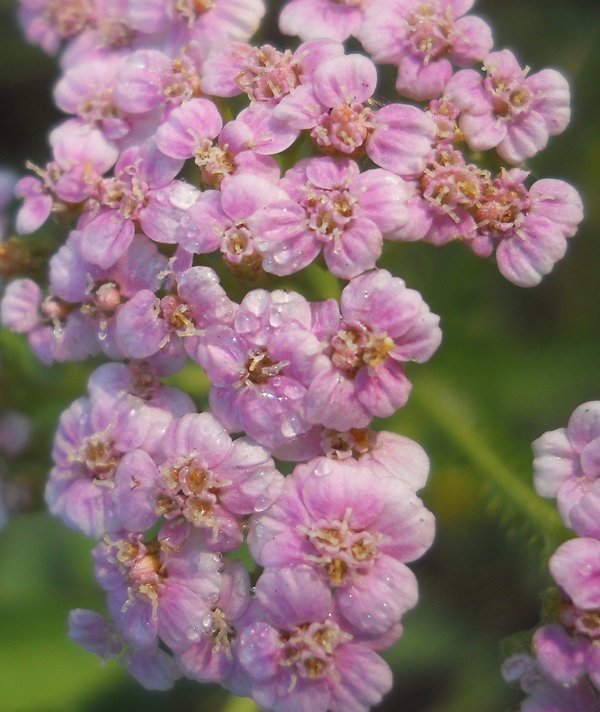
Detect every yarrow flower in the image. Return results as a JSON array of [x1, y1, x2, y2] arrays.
[[2, 0, 586, 709]]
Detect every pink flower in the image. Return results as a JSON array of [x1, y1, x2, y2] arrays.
[[279, 0, 370, 42], [48, 231, 169, 359], [249, 457, 434, 636], [392, 148, 488, 247], [177, 174, 287, 278], [1, 278, 100, 364], [78, 139, 189, 268], [358, 0, 493, 101], [112, 411, 284, 551], [248, 156, 409, 279], [46, 391, 186, 538], [15, 119, 118, 234], [201, 39, 343, 102], [115, 265, 236, 360], [502, 653, 600, 712], [533, 402, 600, 536], [193, 289, 324, 450], [445, 49, 571, 164], [177, 559, 251, 683], [274, 427, 430, 492], [93, 531, 222, 651], [472, 170, 583, 286], [125, 0, 265, 51], [274, 53, 436, 177], [236, 566, 393, 712], [306, 270, 442, 431], [68, 609, 181, 690], [18, 0, 94, 53]]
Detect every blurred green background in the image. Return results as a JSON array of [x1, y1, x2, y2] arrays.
[[0, 0, 598, 710]]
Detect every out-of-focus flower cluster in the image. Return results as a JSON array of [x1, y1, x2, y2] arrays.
[[503, 402, 600, 711], [1, 0, 583, 709]]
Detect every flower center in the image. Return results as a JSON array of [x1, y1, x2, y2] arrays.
[[312, 103, 376, 157], [173, 0, 214, 25], [164, 56, 202, 104], [236, 45, 300, 102], [109, 536, 164, 607], [321, 427, 375, 459], [330, 324, 394, 376], [278, 620, 352, 681], [45, 0, 93, 39], [301, 509, 380, 586], [157, 457, 229, 535], [485, 66, 531, 119], [243, 349, 288, 385], [476, 173, 531, 237], [305, 187, 357, 241], [193, 140, 235, 188], [420, 151, 488, 223], [78, 434, 118, 481], [406, 3, 455, 64], [160, 295, 198, 337]]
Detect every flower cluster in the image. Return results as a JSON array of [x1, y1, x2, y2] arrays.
[[503, 402, 600, 711], [1, 0, 583, 709]]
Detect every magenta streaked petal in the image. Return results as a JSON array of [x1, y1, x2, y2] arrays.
[[368, 105, 436, 179], [79, 211, 135, 269], [337, 557, 418, 636], [313, 54, 377, 108], [328, 644, 392, 712], [323, 217, 382, 279]]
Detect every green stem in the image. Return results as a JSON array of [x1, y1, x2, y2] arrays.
[[413, 376, 566, 547]]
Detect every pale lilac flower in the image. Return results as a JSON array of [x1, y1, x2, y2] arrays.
[[533, 402, 600, 536], [249, 457, 434, 635], [112, 411, 283, 550], [18, 0, 94, 53], [1, 278, 100, 364], [194, 289, 325, 450], [68, 609, 181, 690], [177, 174, 287, 278], [177, 559, 251, 683], [79, 139, 189, 268], [533, 624, 600, 691], [275, 54, 436, 178], [358, 0, 493, 101], [445, 49, 571, 164], [306, 270, 442, 431], [112, 47, 205, 118], [115, 265, 236, 360], [54, 54, 132, 140], [274, 427, 430, 491], [49, 231, 169, 359], [279, 0, 370, 42], [502, 653, 600, 712], [16, 119, 118, 234], [236, 566, 393, 712], [550, 538, 600, 614], [472, 170, 583, 287], [393, 148, 488, 246], [93, 531, 222, 651], [125, 0, 265, 51], [248, 156, 409, 279], [46, 383, 190, 537], [156, 100, 280, 187], [201, 39, 343, 102]]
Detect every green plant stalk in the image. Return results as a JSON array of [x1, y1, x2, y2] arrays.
[[414, 376, 566, 547]]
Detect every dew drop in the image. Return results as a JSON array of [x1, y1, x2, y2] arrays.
[[314, 459, 332, 477]]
